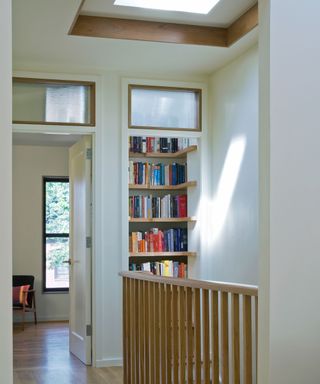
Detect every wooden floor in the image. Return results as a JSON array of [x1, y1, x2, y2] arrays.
[[13, 322, 123, 384]]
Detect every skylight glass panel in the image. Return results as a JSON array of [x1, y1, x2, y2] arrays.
[[114, 0, 221, 15]]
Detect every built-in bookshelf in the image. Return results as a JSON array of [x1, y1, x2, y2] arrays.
[[128, 135, 198, 278]]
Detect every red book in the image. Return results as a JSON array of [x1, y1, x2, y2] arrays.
[[153, 232, 159, 252], [158, 230, 164, 252], [178, 263, 186, 278], [149, 232, 154, 252], [178, 263, 183, 278], [178, 194, 187, 217]]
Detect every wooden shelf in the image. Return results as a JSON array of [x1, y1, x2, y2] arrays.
[[129, 181, 197, 190], [129, 252, 197, 257], [129, 145, 197, 159], [129, 217, 196, 223]]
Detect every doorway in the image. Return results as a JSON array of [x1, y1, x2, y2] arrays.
[[12, 132, 93, 367]]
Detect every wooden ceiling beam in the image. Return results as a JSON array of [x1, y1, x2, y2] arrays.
[[70, 15, 228, 47], [227, 3, 258, 46], [69, 3, 258, 48]]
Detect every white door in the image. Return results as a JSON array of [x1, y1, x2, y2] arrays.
[[69, 136, 92, 365]]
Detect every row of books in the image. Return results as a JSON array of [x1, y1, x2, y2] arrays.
[[128, 161, 186, 186], [129, 228, 188, 253], [129, 260, 187, 278], [129, 194, 187, 218], [129, 136, 196, 154]]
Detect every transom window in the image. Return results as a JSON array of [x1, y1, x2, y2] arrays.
[[13, 78, 95, 126], [43, 177, 70, 292]]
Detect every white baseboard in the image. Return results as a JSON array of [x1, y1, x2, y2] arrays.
[[95, 358, 123, 368], [38, 315, 69, 322]]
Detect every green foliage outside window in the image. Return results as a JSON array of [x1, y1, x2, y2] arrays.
[[47, 238, 69, 269], [46, 181, 69, 233], [45, 181, 69, 270]]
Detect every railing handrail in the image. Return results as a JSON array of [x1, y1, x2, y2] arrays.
[[119, 271, 258, 296]]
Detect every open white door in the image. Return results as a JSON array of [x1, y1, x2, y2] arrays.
[[69, 136, 92, 365]]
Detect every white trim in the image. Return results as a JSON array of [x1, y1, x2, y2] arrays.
[[121, 77, 208, 275], [95, 358, 123, 368], [12, 124, 96, 134], [12, 70, 103, 370]]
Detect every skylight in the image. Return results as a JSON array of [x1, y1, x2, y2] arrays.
[[114, 0, 221, 15]]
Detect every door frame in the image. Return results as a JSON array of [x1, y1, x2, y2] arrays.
[[12, 126, 98, 365], [12, 70, 102, 368]]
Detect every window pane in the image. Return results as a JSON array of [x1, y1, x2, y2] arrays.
[[45, 85, 89, 124], [130, 87, 200, 130], [46, 181, 69, 234], [13, 80, 93, 125], [46, 237, 69, 289]]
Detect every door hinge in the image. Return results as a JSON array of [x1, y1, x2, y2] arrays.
[[86, 148, 92, 160], [86, 324, 92, 336], [86, 236, 92, 249]]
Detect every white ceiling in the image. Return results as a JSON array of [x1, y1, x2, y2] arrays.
[[81, 0, 256, 27], [13, 0, 258, 76], [13, 133, 84, 147]]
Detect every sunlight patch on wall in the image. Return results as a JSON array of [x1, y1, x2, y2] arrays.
[[203, 135, 246, 247]]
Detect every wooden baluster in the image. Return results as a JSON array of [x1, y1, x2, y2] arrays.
[[232, 294, 240, 384], [141, 280, 146, 384], [145, 281, 150, 384], [179, 286, 186, 384], [160, 284, 166, 384], [194, 288, 201, 384], [221, 292, 229, 384], [154, 283, 160, 384], [255, 296, 258, 382], [172, 285, 179, 384], [202, 289, 210, 384], [243, 295, 252, 384], [135, 279, 140, 384], [166, 285, 172, 384], [130, 278, 135, 384], [186, 287, 194, 384], [211, 290, 219, 384], [150, 282, 155, 384], [120, 272, 258, 384], [123, 277, 128, 384]]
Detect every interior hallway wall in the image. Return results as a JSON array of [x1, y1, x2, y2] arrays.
[[204, 46, 259, 285], [13, 145, 69, 321], [0, 0, 13, 382], [260, 0, 320, 382]]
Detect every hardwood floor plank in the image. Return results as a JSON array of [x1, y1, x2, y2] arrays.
[[13, 322, 123, 384]]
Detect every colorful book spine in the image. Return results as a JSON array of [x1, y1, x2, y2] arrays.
[[128, 194, 188, 218], [129, 260, 187, 278], [130, 228, 187, 252], [129, 136, 196, 154]]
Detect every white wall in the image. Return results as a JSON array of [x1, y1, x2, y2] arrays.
[[0, 0, 12, 382], [13, 145, 69, 321], [203, 46, 259, 285], [94, 73, 207, 366], [260, 1, 320, 383]]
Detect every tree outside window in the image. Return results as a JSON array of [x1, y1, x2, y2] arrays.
[[43, 177, 69, 291]]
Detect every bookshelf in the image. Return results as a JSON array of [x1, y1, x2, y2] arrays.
[[129, 181, 197, 190], [129, 217, 196, 223], [129, 145, 197, 159], [128, 135, 198, 278]]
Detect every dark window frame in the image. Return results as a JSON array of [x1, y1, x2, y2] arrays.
[[43, 176, 70, 293]]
